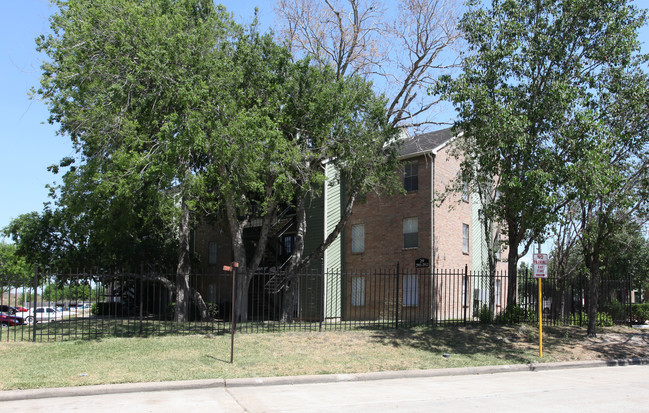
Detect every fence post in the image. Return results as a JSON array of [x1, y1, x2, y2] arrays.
[[395, 263, 400, 330], [627, 272, 633, 326], [463, 265, 468, 326], [139, 264, 144, 336], [32, 262, 38, 342]]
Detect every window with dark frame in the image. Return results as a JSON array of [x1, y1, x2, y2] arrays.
[[403, 217, 418, 248], [208, 241, 218, 265], [351, 277, 365, 306], [351, 224, 365, 253], [402, 274, 419, 306], [403, 161, 418, 192]]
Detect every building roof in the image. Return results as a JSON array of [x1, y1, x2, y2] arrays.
[[398, 127, 454, 159]]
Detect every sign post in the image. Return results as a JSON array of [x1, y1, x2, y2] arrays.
[[533, 253, 548, 358], [223, 262, 239, 363]]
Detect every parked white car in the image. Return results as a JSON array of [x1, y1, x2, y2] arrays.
[[25, 307, 61, 323]]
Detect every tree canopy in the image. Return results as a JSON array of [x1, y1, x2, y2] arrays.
[[25, 0, 399, 322], [437, 0, 649, 327]]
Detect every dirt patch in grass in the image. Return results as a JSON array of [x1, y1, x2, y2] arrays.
[[365, 324, 649, 363]]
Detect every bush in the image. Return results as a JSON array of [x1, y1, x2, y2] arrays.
[[206, 303, 219, 319], [478, 304, 493, 324], [602, 298, 626, 322], [567, 311, 614, 327], [632, 303, 649, 324], [91, 303, 99, 316], [167, 301, 219, 321], [495, 305, 525, 324]]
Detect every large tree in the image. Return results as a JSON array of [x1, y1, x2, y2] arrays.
[[203, 31, 399, 322], [34, 0, 399, 324], [34, 0, 236, 321], [437, 0, 648, 314], [0, 242, 32, 291], [565, 57, 649, 336]]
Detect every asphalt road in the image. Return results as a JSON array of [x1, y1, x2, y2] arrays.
[[2, 364, 648, 412]]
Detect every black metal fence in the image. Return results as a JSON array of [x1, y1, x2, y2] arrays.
[[0, 266, 632, 342]]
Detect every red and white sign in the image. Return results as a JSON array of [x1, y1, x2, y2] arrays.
[[533, 253, 549, 279]]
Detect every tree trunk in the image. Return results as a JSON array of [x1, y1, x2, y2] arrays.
[[235, 269, 252, 323], [281, 280, 298, 323], [587, 260, 600, 338], [506, 234, 519, 309], [175, 195, 191, 322]]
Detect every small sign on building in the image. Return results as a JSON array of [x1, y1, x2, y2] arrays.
[[533, 253, 549, 279], [415, 258, 430, 268]]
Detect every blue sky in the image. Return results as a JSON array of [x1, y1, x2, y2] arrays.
[[0, 0, 275, 239], [1, 0, 649, 245]]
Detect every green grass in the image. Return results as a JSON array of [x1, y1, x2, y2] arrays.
[[2, 324, 646, 391]]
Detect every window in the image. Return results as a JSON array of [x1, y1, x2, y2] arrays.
[[282, 235, 296, 255], [351, 224, 365, 253], [462, 223, 470, 254], [208, 284, 217, 303], [208, 242, 218, 265], [403, 274, 418, 306], [403, 161, 418, 192], [403, 217, 418, 248], [351, 277, 365, 306]]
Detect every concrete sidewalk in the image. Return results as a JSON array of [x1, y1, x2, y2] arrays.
[[2, 357, 648, 402]]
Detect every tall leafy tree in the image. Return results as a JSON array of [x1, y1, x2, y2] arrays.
[[204, 30, 398, 322], [0, 242, 33, 291], [35, 0, 398, 324], [437, 0, 648, 317], [35, 0, 237, 321]]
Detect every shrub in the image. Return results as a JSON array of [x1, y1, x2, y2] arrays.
[[602, 298, 626, 322], [632, 303, 649, 324], [567, 311, 614, 327], [91, 303, 99, 316], [206, 303, 219, 319], [167, 301, 219, 320], [478, 304, 493, 324], [495, 305, 525, 324]]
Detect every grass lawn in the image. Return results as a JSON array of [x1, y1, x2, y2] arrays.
[[1, 324, 646, 391]]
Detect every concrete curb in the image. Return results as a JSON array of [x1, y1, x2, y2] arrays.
[[2, 357, 648, 402]]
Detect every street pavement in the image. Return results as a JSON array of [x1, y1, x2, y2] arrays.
[[2, 361, 648, 412]]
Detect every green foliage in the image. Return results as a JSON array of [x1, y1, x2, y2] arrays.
[[206, 303, 219, 319], [91, 303, 99, 316], [0, 242, 32, 289], [495, 305, 525, 325], [601, 299, 627, 323], [631, 303, 649, 324], [478, 304, 493, 324], [436, 0, 649, 314], [567, 312, 614, 327], [42, 283, 94, 302], [166, 302, 218, 320]]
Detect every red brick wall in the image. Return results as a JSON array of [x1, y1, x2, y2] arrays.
[[432, 144, 473, 270], [344, 146, 473, 272], [345, 155, 433, 271]]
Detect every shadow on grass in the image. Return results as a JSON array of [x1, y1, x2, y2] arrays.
[[361, 323, 537, 364], [360, 323, 649, 363]]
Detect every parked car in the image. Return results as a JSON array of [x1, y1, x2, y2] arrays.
[[0, 305, 17, 314], [0, 312, 25, 326], [25, 307, 60, 323]]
